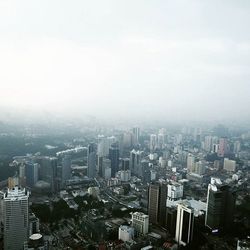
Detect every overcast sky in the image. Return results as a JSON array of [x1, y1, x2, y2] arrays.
[[0, 0, 250, 122]]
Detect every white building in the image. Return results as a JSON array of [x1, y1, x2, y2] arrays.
[[194, 161, 206, 175], [204, 136, 212, 152], [116, 170, 131, 182], [118, 225, 134, 242], [175, 202, 194, 247], [104, 166, 111, 180], [167, 182, 183, 201], [187, 154, 195, 173], [97, 135, 109, 157], [223, 158, 236, 172], [131, 212, 149, 235], [3, 186, 30, 250]]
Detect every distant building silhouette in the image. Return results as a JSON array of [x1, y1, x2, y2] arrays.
[[109, 143, 119, 177], [87, 143, 96, 179]]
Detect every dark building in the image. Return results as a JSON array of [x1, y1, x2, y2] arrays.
[[141, 160, 150, 183], [36, 157, 58, 193], [121, 158, 130, 171], [25, 162, 38, 188], [148, 182, 167, 226], [205, 178, 236, 232], [166, 207, 177, 236], [87, 143, 97, 179], [97, 156, 103, 177], [109, 143, 119, 177]]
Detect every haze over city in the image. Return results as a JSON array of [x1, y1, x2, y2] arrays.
[[0, 0, 250, 123]]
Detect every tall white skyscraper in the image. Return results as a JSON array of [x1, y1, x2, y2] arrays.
[[3, 186, 30, 250], [175, 202, 194, 247], [97, 135, 109, 157]]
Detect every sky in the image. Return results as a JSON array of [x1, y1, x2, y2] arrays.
[[0, 0, 250, 123]]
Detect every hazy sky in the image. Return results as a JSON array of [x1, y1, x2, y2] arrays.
[[0, 0, 250, 122]]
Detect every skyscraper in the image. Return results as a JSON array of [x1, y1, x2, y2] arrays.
[[109, 143, 119, 177], [129, 149, 142, 176], [3, 186, 29, 250], [102, 158, 111, 179], [204, 136, 213, 152], [97, 135, 109, 157], [87, 143, 97, 179], [132, 127, 140, 145], [205, 177, 236, 232], [36, 157, 58, 193], [175, 202, 194, 247], [121, 158, 130, 171], [150, 134, 157, 152], [25, 162, 39, 188], [148, 182, 167, 226], [186, 154, 195, 173], [217, 137, 229, 157], [61, 155, 72, 185], [157, 133, 165, 149]]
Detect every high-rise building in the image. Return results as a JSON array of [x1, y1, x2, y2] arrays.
[[97, 135, 109, 157], [131, 212, 149, 236], [204, 136, 213, 152], [25, 162, 39, 188], [166, 207, 177, 236], [217, 137, 229, 157], [150, 134, 157, 152], [234, 141, 241, 154], [194, 161, 206, 175], [97, 156, 103, 177], [167, 181, 183, 201], [187, 154, 195, 173], [205, 177, 236, 232], [223, 158, 236, 172], [36, 157, 58, 192], [123, 131, 133, 148], [132, 127, 140, 145], [3, 186, 30, 250], [87, 143, 97, 179], [109, 143, 119, 177], [61, 155, 71, 185], [157, 133, 165, 149], [121, 158, 130, 171], [130, 149, 142, 176], [102, 158, 111, 179], [148, 183, 167, 226], [175, 202, 194, 247], [19, 163, 26, 187]]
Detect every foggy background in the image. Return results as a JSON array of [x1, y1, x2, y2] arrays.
[[0, 0, 250, 123]]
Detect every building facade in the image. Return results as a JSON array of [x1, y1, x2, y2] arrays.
[[3, 186, 30, 250]]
